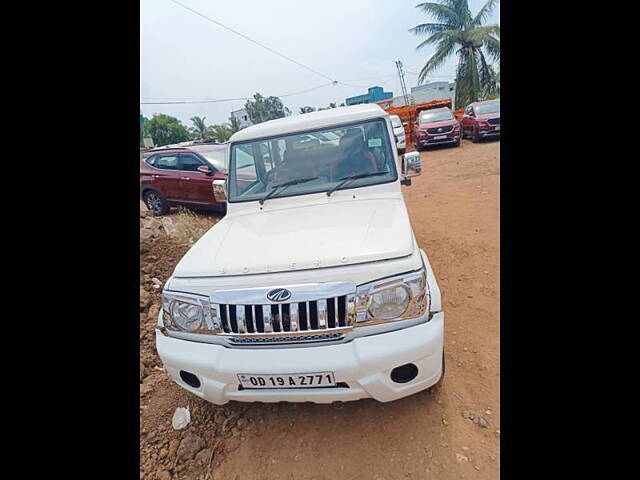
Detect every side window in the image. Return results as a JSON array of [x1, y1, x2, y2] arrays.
[[179, 154, 205, 172], [154, 155, 179, 170]]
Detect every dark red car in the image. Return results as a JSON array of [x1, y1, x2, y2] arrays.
[[461, 99, 500, 143], [413, 107, 461, 151], [140, 144, 227, 215]]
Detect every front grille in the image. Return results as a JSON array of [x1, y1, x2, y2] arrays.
[[217, 295, 351, 335], [487, 118, 500, 125], [426, 125, 453, 135]]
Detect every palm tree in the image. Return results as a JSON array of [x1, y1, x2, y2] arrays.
[[189, 116, 210, 140], [228, 115, 242, 134], [208, 124, 233, 143], [410, 0, 500, 109]]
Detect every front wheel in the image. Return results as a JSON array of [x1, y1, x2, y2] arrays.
[[144, 190, 169, 216]]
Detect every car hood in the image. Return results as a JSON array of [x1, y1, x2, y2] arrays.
[[418, 119, 458, 129], [173, 198, 415, 277]]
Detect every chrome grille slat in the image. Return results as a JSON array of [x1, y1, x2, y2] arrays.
[[290, 303, 298, 331], [317, 299, 327, 329], [262, 305, 273, 333], [236, 304, 246, 333]]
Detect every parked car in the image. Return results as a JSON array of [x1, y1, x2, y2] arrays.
[[389, 114, 406, 154], [461, 99, 500, 143], [156, 104, 444, 405], [140, 144, 228, 215], [413, 107, 461, 150]]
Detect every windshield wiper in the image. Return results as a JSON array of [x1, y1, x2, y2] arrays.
[[326, 171, 389, 197], [258, 176, 319, 205]]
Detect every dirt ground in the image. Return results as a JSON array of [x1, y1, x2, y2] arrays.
[[139, 138, 500, 479]]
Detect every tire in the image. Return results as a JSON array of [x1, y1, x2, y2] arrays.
[[454, 138, 461, 147], [472, 127, 481, 143], [144, 190, 170, 216]]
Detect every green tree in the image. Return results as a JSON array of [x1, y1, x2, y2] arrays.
[[244, 93, 289, 124], [299, 106, 316, 114], [409, 0, 500, 109], [228, 115, 242, 134], [189, 116, 211, 140], [146, 114, 191, 147], [140, 114, 150, 146], [208, 124, 233, 143]]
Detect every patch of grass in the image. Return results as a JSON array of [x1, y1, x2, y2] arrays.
[[173, 207, 219, 246]]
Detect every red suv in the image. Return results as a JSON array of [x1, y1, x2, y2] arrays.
[[413, 107, 461, 150], [140, 144, 227, 215], [461, 99, 500, 143]]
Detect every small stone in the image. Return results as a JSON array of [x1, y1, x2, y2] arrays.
[[177, 433, 205, 461], [474, 416, 489, 428], [455, 453, 468, 463], [474, 465, 480, 471], [462, 446, 469, 451], [195, 448, 212, 465], [151, 277, 163, 286], [495, 429, 500, 437], [489, 454, 497, 461], [140, 287, 151, 311], [156, 471, 171, 480], [167, 439, 180, 459], [159, 448, 168, 459]]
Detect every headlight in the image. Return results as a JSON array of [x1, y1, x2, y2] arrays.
[[354, 268, 430, 324], [161, 292, 220, 333]]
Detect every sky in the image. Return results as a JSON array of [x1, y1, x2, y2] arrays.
[[140, 0, 500, 126]]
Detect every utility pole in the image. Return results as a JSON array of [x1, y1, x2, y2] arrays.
[[395, 60, 411, 106]]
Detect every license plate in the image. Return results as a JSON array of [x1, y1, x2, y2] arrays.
[[238, 372, 336, 389], [434, 135, 447, 140]]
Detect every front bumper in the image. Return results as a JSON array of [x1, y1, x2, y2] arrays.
[[479, 127, 501, 137], [156, 311, 444, 405], [417, 133, 460, 146]]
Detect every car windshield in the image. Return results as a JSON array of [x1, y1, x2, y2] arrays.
[[419, 110, 453, 123], [476, 101, 500, 115], [228, 118, 397, 203], [196, 148, 227, 172], [390, 116, 402, 128]]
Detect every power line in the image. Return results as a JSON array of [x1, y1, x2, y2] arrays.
[[168, 0, 336, 82], [140, 82, 335, 105]]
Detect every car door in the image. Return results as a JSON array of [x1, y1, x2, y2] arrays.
[[146, 153, 182, 200], [178, 153, 218, 205]]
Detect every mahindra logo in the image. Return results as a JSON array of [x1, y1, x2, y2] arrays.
[[267, 288, 291, 302]]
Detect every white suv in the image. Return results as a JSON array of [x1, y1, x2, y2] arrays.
[[156, 104, 444, 404], [389, 114, 407, 154]]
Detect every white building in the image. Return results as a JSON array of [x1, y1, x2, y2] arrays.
[[231, 108, 253, 128], [411, 81, 456, 107], [375, 81, 456, 109]]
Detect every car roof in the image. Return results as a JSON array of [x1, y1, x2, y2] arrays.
[[229, 104, 388, 143], [142, 143, 226, 157], [419, 107, 451, 114], [470, 98, 500, 107]]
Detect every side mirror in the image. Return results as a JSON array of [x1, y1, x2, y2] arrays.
[[212, 179, 227, 202], [401, 151, 421, 186], [197, 165, 213, 175]]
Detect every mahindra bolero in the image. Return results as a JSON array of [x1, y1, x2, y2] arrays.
[[155, 104, 444, 404]]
